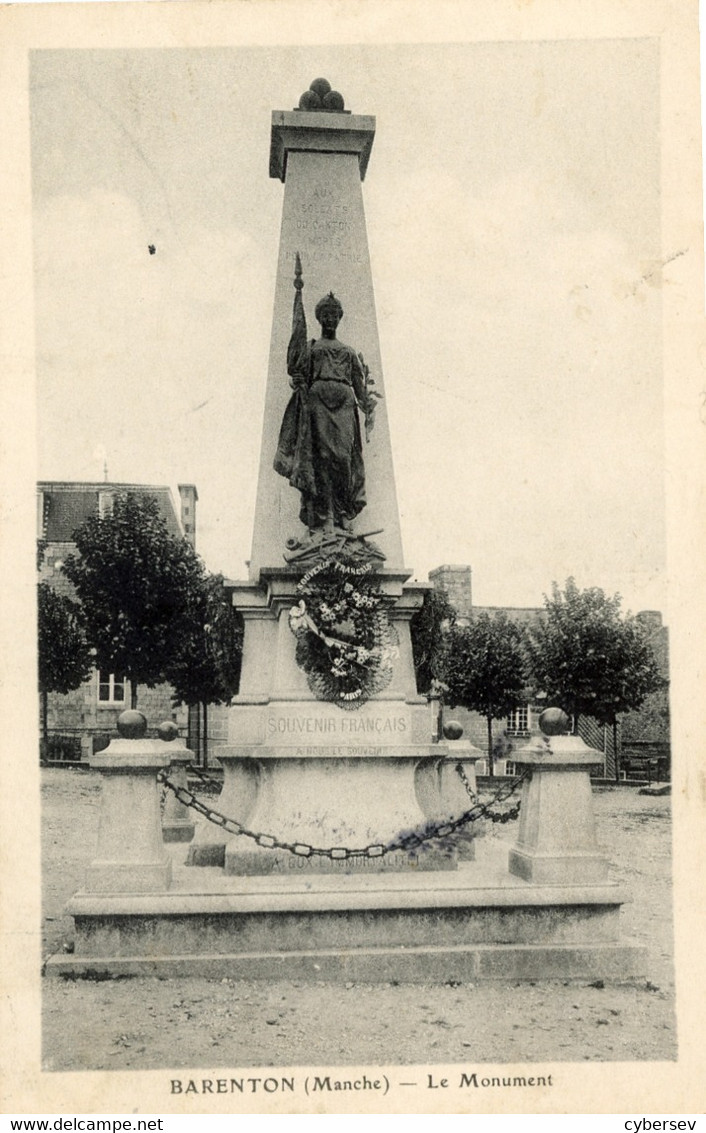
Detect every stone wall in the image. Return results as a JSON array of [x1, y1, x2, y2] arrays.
[[38, 542, 77, 598]]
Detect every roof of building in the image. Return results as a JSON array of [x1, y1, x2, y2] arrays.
[[37, 482, 183, 542]]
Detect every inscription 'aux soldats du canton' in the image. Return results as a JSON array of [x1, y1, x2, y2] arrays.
[[292, 189, 362, 256]]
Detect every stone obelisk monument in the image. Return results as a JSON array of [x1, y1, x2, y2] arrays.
[[212, 79, 451, 874]]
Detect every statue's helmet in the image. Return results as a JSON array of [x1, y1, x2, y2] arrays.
[[315, 292, 344, 324]]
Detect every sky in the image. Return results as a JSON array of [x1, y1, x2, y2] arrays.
[[30, 40, 666, 613]]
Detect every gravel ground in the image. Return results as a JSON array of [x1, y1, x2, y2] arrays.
[[41, 768, 676, 1072]]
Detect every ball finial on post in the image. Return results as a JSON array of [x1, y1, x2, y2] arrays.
[[117, 710, 148, 739], [538, 707, 571, 736], [442, 721, 464, 741]]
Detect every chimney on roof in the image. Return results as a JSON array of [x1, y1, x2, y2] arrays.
[[428, 564, 473, 616], [635, 609, 663, 629], [178, 484, 198, 548]]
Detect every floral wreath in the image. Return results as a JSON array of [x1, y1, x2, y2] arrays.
[[288, 556, 398, 709]]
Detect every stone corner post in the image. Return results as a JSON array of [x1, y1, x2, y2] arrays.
[[508, 708, 609, 885], [157, 719, 196, 843], [84, 710, 173, 894]]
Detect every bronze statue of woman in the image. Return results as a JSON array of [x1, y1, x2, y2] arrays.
[[274, 254, 378, 538]]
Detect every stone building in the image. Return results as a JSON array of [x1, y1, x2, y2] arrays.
[[37, 480, 198, 761], [619, 609, 670, 774], [428, 564, 670, 779]]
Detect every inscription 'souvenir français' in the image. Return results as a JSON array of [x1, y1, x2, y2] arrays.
[[266, 715, 409, 739]]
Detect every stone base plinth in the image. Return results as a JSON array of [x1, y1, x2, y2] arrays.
[[84, 859, 172, 894], [187, 842, 228, 867], [508, 848, 609, 886], [45, 941, 646, 983], [162, 821, 196, 844], [46, 850, 646, 983]]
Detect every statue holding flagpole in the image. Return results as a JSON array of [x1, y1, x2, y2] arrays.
[[274, 253, 382, 557]]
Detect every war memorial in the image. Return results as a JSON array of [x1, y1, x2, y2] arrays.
[[47, 80, 645, 983]]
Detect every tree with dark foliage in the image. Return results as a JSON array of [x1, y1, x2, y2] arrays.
[[443, 611, 528, 776], [37, 582, 92, 759], [165, 573, 243, 765], [587, 614, 666, 781], [410, 587, 457, 695], [526, 578, 664, 777], [63, 493, 206, 709]]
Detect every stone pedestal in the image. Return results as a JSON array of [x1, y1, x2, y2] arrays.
[[85, 721, 173, 895], [161, 742, 196, 844], [509, 733, 609, 885], [209, 564, 451, 875], [221, 750, 457, 876]]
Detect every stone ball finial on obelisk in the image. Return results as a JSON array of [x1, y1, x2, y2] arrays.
[[297, 78, 346, 113]]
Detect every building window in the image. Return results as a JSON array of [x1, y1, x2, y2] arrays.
[[507, 704, 530, 735], [98, 671, 126, 704], [98, 491, 115, 519]]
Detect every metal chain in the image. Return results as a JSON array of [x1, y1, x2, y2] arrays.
[[455, 761, 523, 823], [456, 761, 478, 803], [159, 764, 529, 860], [186, 762, 223, 790]]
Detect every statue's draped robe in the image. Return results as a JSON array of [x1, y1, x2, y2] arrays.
[[274, 290, 367, 529]]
